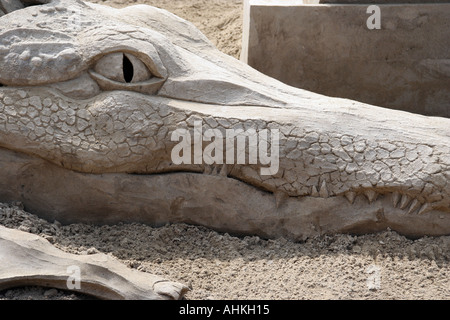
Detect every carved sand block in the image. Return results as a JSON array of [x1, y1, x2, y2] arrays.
[[0, 0, 449, 241], [0, 225, 188, 299], [241, 0, 450, 117]]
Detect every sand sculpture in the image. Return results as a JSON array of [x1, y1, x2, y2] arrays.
[[0, 0, 448, 299]]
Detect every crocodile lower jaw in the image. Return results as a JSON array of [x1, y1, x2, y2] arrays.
[[1, 147, 448, 240]]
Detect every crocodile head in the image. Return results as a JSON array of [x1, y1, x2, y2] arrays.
[[0, 0, 449, 239]]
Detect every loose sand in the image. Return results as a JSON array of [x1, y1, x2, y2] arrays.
[[1, 201, 449, 300], [0, 0, 449, 300]]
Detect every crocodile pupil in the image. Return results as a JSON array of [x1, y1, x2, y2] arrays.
[[123, 54, 134, 83]]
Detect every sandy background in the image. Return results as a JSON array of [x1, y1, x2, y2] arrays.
[[0, 0, 449, 300]]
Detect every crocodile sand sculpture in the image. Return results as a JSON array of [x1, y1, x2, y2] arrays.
[[0, 0, 450, 299], [0, 0, 449, 297], [1, 0, 449, 238]]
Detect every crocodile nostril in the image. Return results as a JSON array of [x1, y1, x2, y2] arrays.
[[123, 54, 134, 83], [1, 1, 50, 15]]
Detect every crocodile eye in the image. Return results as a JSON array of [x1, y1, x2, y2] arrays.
[[89, 52, 166, 95], [93, 52, 152, 83]]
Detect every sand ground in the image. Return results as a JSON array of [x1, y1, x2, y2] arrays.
[[0, 0, 449, 300], [0, 202, 449, 300]]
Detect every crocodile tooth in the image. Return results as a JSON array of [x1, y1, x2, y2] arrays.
[[392, 192, 401, 208], [211, 165, 219, 175], [274, 191, 288, 208], [319, 181, 329, 198], [364, 190, 377, 203], [418, 203, 433, 215], [344, 191, 356, 204], [203, 165, 212, 175], [219, 164, 228, 177], [399, 194, 411, 209], [311, 186, 319, 197], [408, 199, 421, 214]]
